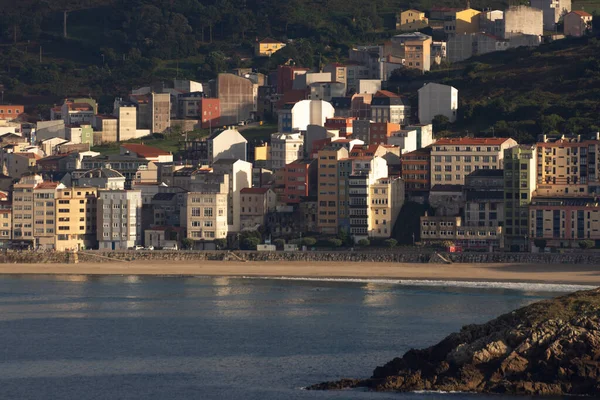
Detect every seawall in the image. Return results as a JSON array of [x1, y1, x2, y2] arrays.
[[2, 250, 600, 265]]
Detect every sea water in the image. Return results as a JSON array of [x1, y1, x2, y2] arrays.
[[0, 275, 589, 400]]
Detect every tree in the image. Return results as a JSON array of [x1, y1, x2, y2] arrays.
[[327, 238, 343, 248], [432, 115, 450, 132], [579, 240, 595, 250], [533, 239, 547, 250], [357, 239, 370, 247], [242, 236, 261, 250], [384, 238, 398, 248], [181, 238, 194, 250], [214, 239, 227, 250], [302, 237, 317, 247]]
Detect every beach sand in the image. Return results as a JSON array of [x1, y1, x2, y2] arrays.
[[0, 261, 598, 285]]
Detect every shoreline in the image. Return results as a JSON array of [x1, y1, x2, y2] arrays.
[[0, 261, 599, 287]]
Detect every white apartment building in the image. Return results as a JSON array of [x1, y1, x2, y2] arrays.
[[181, 192, 228, 241], [97, 190, 142, 250], [270, 132, 304, 170], [212, 159, 252, 233], [418, 83, 459, 124], [277, 100, 335, 133], [430, 137, 518, 185]]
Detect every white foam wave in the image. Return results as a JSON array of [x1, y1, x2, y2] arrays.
[[237, 276, 596, 293]]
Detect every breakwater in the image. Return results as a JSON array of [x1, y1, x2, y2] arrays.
[[2, 250, 600, 265]]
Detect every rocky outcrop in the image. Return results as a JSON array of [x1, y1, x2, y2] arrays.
[[308, 288, 600, 396]]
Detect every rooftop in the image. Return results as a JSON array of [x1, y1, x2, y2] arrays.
[[430, 184, 464, 192], [259, 37, 284, 44], [121, 144, 171, 158], [241, 187, 271, 194], [434, 137, 512, 145], [571, 10, 592, 16], [82, 167, 125, 179]]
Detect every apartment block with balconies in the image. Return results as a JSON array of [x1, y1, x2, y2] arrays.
[[55, 187, 98, 251]]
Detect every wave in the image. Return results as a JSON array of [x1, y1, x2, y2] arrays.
[[237, 276, 596, 293]]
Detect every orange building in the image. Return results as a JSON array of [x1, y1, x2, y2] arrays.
[[198, 98, 220, 129], [401, 146, 431, 196], [282, 158, 317, 204], [0, 105, 24, 119], [324, 117, 355, 137]]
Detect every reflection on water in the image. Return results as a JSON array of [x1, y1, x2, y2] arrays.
[[0, 275, 569, 400]]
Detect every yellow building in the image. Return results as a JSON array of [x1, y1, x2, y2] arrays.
[[369, 177, 405, 239], [405, 35, 432, 72], [254, 143, 270, 163], [444, 8, 481, 35], [54, 187, 98, 251], [317, 147, 348, 234], [396, 9, 429, 30], [536, 134, 600, 197], [255, 38, 286, 57], [181, 192, 228, 241]]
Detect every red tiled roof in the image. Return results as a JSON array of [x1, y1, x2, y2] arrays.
[[571, 10, 592, 16], [67, 103, 93, 111], [434, 137, 512, 145], [121, 144, 170, 158], [241, 187, 270, 194], [35, 181, 60, 189], [374, 90, 400, 98]]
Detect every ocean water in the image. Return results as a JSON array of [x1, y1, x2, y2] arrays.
[[0, 275, 590, 400]]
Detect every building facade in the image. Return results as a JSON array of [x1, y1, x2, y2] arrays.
[[97, 190, 142, 250], [181, 192, 228, 241], [418, 83, 458, 124]]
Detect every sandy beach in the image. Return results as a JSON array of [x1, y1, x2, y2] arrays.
[[0, 261, 598, 285]]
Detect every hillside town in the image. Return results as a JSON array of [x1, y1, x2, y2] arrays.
[[0, 0, 595, 253]]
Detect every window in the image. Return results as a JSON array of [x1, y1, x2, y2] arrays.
[[191, 207, 201, 217], [204, 208, 213, 217]]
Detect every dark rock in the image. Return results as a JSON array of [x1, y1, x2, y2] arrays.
[[311, 288, 600, 396]]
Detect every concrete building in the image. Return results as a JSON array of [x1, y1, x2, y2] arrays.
[[463, 169, 505, 228], [480, 9, 505, 35], [371, 91, 411, 125], [212, 159, 252, 233], [36, 120, 66, 142], [404, 34, 432, 72], [431, 137, 518, 186], [6, 152, 40, 178], [402, 146, 432, 201], [198, 98, 220, 129], [502, 6, 543, 39], [347, 156, 391, 241], [444, 8, 482, 35], [447, 33, 510, 63], [239, 188, 277, 230], [114, 103, 138, 141], [91, 115, 118, 144], [324, 117, 354, 138], [369, 177, 405, 239], [529, 197, 600, 248], [349, 45, 384, 80], [65, 124, 93, 146], [79, 166, 126, 190], [0, 196, 11, 245], [281, 158, 317, 204], [97, 189, 142, 250], [55, 187, 98, 251], [215, 73, 255, 125], [535, 134, 600, 197], [317, 147, 349, 234], [150, 93, 170, 134], [278, 100, 335, 133], [420, 215, 503, 249], [61, 101, 95, 125], [530, 0, 571, 30], [323, 63, 347, 91], [418, 83, 459, 124], [368, 122, 401, 145], [255, 37, 286, 57], [503, 145, 537, 251], [181, 191, 228, 241], [120, 144, 173, 164], [308, 82, 346, 102], [357, 80, 382, 95], [564, 10, 593, 37], [396, 9, 429, 30], [431, 41, 448, 65], [270, 132, 304, 170], [276, 65, 310, 95], [206, 128, 247, 164]]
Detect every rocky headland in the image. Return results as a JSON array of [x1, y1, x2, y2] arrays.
[[309, 288, 600, 396]]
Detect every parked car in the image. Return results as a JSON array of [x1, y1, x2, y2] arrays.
[[133, 245, 144, 251], [145, 245, 154, 251], [162, 244, 178, 250]]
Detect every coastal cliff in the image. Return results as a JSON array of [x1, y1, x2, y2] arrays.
[[309, 288, 600, 396]]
